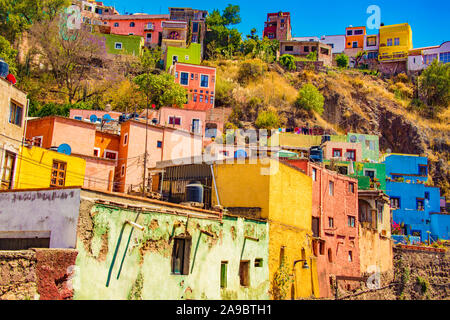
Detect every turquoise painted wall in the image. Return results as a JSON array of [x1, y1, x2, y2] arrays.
[[74, 203, 270, 300], [165, 43, 201, 71], [101, 34, 144, 56]]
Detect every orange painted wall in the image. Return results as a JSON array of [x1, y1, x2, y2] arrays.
[[94, 131, 120, 158], [345, 26, 366, 49]]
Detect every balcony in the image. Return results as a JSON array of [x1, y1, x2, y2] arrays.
[[144, 24, 154, 31]]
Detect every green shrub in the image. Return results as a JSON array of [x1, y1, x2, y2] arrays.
[[306, 51, 317, 61], [279, 54, 296, 71], [418, 60, 450, 114], [335, 53, 349, 68], [237, 59, 266, 84], [295, 83, 325, 115], [255, 109, 280, 129]]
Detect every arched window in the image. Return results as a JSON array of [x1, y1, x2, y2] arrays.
[[130, 22, 135, 27]]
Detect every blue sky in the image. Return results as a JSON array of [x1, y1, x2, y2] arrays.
[[109, 0, 449, 48]]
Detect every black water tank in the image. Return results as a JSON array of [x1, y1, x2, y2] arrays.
[[186, 181, 204, 203], [0, 59, 9, 78]]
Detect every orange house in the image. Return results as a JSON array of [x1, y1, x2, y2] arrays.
[[345, 26, 366, 49], [173, 63, 216, 111]]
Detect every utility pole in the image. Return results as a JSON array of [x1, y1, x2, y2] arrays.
[[142, 96, 149, 197]]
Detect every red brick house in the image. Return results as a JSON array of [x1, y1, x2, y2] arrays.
[[263, 12, 292, 41]]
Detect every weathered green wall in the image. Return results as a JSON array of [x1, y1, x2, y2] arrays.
[[347, 133, 380, 162], [165, 43, 201, 71], [74, 202, 270, 300]]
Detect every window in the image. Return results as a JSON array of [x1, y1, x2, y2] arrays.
[[366, 36, 377, 47], [354, 29, 363, 35], [114, 22, 119, 27], [419, 165, 427, 176], [195, 74, 198, 80], [220, 261, 228, 288], [74, 116, 82, 121], [1, 151, 16, 190], [180, 72, 189, 85], [304, 46, 310, 52], [32, 136, 43, 147], [329, 181, 334, 196], [348, 251, 353, 262], [365, 140, 375, 150], [328, 217, 334, 228], [210, 96, 214, 105], [390, 197, 400, 209], [193, 94, 197, 102], [417, 199, 424, 211], [123, 133, 128, 146], [146, 33, 152, 41], [172, 55, 178, 64], [121, 165, 125, 176], [349, 182, 355, 193], [130, 22, 135, 27], [364, 169, 375, 180], [169, 116, 181, 125], [284, 45, 293, 52], [191, 119, 200, 134], [239, 261, 250, 287], [114, 42, 122, 50], [394, 38, 400, 46], [312, 168, 317, 181], [205, 95, 208, 104], [319, 241, 325, 255], [200, 75, 209, 88], [254, 258, 263, 267], [192, 22, 199, 33], [279, 246, 285, 266], [157, 141, 162, 148], [387, 38, 393, 46], [175, 72, 178, 79], [171, 236, 192, 275], [191, 73, 194, 80], [425, 192, 430, 200], [346, 149, 356, 161], [199, 95, 203, 103], [312, 217, 320, 237], [440, 52, 450, 64], [50, 161, 66, 187], [93, 148, 100, 157], [328, 248, 333, 263], [352, 41, 358, 48], [104, 150, 117, 160], [347, 30, 353, 36], [9, 101, 23, 126], [348, 216, 356, 228], [338, 166, 348, 175], [332, 148, 342, 158]]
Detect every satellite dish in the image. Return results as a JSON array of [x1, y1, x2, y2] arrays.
[[386, 148, 392, 154], [358, 135, 365, 142], [90, 114, 98, 123], [350, 135, 357, 143], [102, 114, 112, 123], [57, 143, 72, 156]]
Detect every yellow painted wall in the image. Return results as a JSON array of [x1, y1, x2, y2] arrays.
[[379, 23, 412, 61], [212, 159, 319, 299], [269, 133, 322, 149], [15, 146, 86, 189]]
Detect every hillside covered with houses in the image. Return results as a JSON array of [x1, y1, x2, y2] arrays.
[[0, 0, 449, 301]]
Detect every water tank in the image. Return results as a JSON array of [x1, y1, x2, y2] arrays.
[[321, 135, 331, 144], [186, 181, 204, 204], [0, 59, 9, 78], [309, 146, 323, 163], [234, 149, 247, 159]]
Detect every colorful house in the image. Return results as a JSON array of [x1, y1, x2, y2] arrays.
[[15, 145, 86, 189], [408, 41, 450, 73], [161, 20, 188, 54], [286, 159, 360, 298], [69, 109, 123, 122], [172, 63, 216, 111], [347, 133, 380, 162], [383, 154, 448, 241], [101, 14, 169, 47], [378, 23, 412, 62], [101, 33, 144, 56], [74, 188, 270, 300], [344, 26, 366, 57], [320, 35, 346, 55], [279, 40, 333, 66], [322, 141, 363, 163], [212, 159, 319, 299], [74, 0, 119, 27], [263, 12, 292, 41], [0, 77, 28, 191], [168, 7, 208, 53], [165, 43, 201, 71]]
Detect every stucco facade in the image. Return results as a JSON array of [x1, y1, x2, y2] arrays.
[[279, 41, 333, 66], [263, 12, 292, 41], [286, 159, 360, 298], [74, 189, 270, 300], [212, 159, 319, 299], [379, 23, 412, 62], [0, 77, 28, 191], [322, 141, 362, 163]]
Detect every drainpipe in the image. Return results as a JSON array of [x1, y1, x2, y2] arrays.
[[210, 164, 222, 221]]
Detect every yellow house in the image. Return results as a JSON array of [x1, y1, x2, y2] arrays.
[[212, 159, 319, 299], [378, 23, 413, 62], [15, 146, 86, 189]]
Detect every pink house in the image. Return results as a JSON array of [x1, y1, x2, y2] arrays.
[[101, 14, 170, 47], [69, 109, 123, 122], [322, 141, 362, 162]]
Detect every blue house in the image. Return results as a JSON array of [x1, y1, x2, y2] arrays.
[[383, 154, 450, 242]]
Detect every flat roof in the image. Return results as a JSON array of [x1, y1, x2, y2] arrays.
[[27, 115, 97, 128], [101, 14, 169, 20]]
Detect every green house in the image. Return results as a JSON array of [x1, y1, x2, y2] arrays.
[[347, 133, 380, 162], [101, 34, 144, 56], [165, 43, 201, 71]]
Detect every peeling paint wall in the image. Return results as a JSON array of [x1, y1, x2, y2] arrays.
[[74, 195, 270, 300]]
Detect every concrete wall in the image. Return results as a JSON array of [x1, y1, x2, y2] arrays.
[[166, 43, 202, 71], [347, 133, 380, 162], [82, 157, 115, 192], [0, 188, 81, 248], [321, 35, 346, 54], [322, 141, 362, 162], [74, 193, 270, 300]]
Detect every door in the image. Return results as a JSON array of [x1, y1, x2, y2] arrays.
[[1, 151, 16, 190], [192, 119, 200, 133]]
